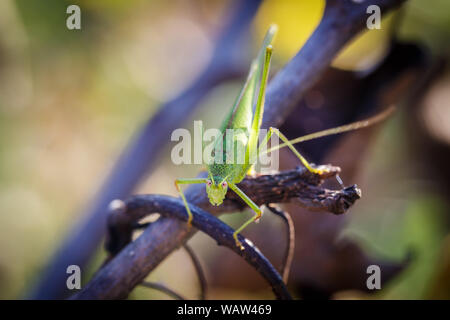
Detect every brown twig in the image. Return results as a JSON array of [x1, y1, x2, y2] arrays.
[[267, 204, 295, 284], [73, 196, 293, 300], [179, 165, 361, 216], [103, 164, 360, 258], [183, 244, 208, 300], [140, 282, 186, 300], [74, 165, 360, 300]]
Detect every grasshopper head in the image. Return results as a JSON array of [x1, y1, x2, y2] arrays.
[[206, 177, 228, 206]]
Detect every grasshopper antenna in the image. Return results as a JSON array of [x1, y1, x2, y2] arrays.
[[265, 105, 396, 155]]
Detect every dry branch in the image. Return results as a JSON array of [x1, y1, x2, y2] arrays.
[[75, 196, 293, 300], [75, 165, 360, 299]]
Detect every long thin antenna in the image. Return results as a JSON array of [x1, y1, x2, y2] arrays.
[[265, 105, 396, 154]]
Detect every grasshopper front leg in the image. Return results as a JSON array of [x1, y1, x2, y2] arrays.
[[228, 182, 262, 250], [175, 178, 208, 226]]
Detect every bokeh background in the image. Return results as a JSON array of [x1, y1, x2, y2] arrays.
[[0, 0, 449, 299]]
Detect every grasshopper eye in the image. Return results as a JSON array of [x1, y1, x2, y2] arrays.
[[221, 181, 227, 188], [206, 180, 212, 187]]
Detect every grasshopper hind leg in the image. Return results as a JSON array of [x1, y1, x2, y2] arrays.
[[228, 183, 262, 250], [267, 128, 346, 187], [268, 127, 332, 175]]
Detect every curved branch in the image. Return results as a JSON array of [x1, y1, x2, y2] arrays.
[[267, 204, 295, 284], [183, 244, 208, 300], [103, 164, 361, 257], [78, 165, 360, 299], [130, 224, 207, 299], [140, 282, 186, 300], [73, 196, 292, 300]]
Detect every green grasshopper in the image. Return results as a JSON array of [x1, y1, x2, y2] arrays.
[[175, 25, 394, 250]]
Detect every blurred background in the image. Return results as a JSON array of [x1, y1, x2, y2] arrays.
[[0, 0, 449, 299]]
